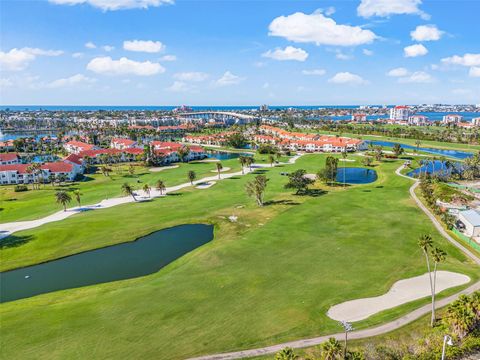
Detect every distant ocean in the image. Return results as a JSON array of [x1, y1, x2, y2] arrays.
[[0, 105, 377, 111]]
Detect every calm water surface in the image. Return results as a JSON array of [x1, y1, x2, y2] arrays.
[[0, 224, 213, 303], [336, 167, 378, 184]]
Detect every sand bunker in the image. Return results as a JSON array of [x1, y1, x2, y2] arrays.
[[210, 167, 231, 173], [195, 181, 216, 189], [327, 271, 470, 322], [149, 165, 179, 172]]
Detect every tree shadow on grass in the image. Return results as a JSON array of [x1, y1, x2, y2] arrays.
[[264, 199, 300, 206], [0, 234, 33, 249], [166, 192, 183, 196], [252, 169, 268, 175], [291, 189, 328, 197], [227, 176, 241, 180]]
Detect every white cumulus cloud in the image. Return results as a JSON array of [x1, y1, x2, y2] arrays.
[[173, 72, 209, 82], [167, 81, 193, 92], [87, 56, 165, 76], [302, 69, 326, 76], [46, 73, 97, 88], [441, 53, 480, 67], [404, 44, 428, 57], [357, 0, 429, 19], [328, 72, 367, 85], [49, 0, 174, 11], [410, 25, 443, 41], [268, 11, 377, 46], [214, 71, 244, 86], [160, 55, 176, 61], [387, 67, 410, 77], [0, 47, 63, 71], [262, 46, 308, 62], [102, 45, 115, 52], [469, 67, 480, 77], [398, 71, 433, 83], [85, 41, 96, 49], [123, 40, 165, 53], [362, 49, 374, 56]]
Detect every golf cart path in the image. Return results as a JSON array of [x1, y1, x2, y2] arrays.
[[0, 155, 302, 239], [186, 164, 480, 360]]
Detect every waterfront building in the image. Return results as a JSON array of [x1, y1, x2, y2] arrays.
[[351, 113, 367, 122], [150, 141, 206, 163], [389, 106, 410, 121], [408, 115, 429, 126], [472, 117, 480, 126], [442, 114, 463, 124]]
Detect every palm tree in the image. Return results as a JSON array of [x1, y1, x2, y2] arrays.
[[320, 337, 342, 360], [415, 140, 421, 153], [73, 190, 82, 208], [245, 156, 254, 172], [341, 151, 347, 188], [143, 183, 151, 197], [121, 182, 136, 201], [187, 170, 196, 185], [55, 190, 72, 212], [155, 179, 166, 195], [239, 155, 247, 174], [268, 154, 275, 167], [216, 162, 223, 179], [418, 234, 435, 326], [274, 347, 298, 360], [431, 247, 447, 325]]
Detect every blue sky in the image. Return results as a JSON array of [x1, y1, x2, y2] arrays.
[[0, 0, 479, 105]]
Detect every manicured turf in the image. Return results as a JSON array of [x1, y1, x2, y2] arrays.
[[0, 154, 477, 360], [0, 157, 245, 223]]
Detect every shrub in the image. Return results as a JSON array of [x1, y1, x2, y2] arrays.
[[14, 185, 28, 192]]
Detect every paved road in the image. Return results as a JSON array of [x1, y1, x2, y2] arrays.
[[0, 154, 303, 239], [188, 165, 480, 360]]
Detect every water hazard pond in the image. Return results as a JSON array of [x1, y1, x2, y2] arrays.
[[0, 224, 213, 303], [336, 167, 378, 184]]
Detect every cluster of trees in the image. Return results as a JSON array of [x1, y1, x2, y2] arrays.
[[274, 291, 480, 360], [226, 132, 248, 149]]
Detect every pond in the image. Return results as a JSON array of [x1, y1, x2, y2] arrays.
[[0, 224, 213, 303], [366, 140, 472, 160], [336, 167, 378, 184], [407, 160, 464, 178], [207, 150, 252, 160]]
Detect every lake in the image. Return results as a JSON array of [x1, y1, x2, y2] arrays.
[[366, 140, 472, 160], [336, 167, 378, 184], [0, 224, 213, 303], [207, 150, 252, 160]]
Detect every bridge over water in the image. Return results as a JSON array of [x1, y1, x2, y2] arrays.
[[176, 111, 257, 124]]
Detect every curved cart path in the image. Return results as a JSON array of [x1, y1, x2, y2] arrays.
[[187, 164, 480, 360], [0, 155, 302, 240]]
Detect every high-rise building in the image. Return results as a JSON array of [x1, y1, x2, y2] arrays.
[[389, 106, 410, 120]]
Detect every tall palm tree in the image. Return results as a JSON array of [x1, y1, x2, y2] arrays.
[[418, 234, 435, 326], [216, 162, 223, 179], [268, 154, 275, 167], [245, 156, 254, 172], [239, 155, 247, 174], [431, 247, 447, 325], [341, 151, 347, 188], [155, 179, 166, 195], [121, 182, 136, 201], [143, 183, 151, 197], [73, 190, 82, 208], [320, 337, 342, 360], [55, 190, 72, 212], [187, 170, 196, 185]]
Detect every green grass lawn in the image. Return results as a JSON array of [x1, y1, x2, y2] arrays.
[[0, 157, 246, 223], [0, 154, 477, 360]]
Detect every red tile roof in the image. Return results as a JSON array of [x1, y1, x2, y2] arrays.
[[65, 140, 96, 151], [111, 138, 136, 146], [64, 154, 83, 165], [0, 153, 19, 162]]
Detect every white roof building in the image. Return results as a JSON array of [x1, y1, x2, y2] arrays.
[[457, 209, 480, 242]]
